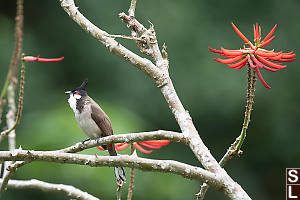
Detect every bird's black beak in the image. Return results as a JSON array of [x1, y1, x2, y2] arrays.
[[65, 91, 71, 95]]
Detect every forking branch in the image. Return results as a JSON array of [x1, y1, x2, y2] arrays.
[[0, 0, 253, 199], [59, 0, 250, 199]]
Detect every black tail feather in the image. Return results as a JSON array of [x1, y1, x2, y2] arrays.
[[108, 144, 126, 182]]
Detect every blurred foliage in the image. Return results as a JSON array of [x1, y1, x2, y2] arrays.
[[1, 0, 300, 199]]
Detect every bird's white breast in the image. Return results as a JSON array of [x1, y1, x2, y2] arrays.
[[75, 103, 102, 139], [68, 95, 77, 113]]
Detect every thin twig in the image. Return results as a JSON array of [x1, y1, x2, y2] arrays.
[[0, 161, 23, 197], [0, 58, 26, 140], [109, 34, 145, 42], [127, 145, 136, 200], [128, 0, 136, 17], [0, 0, 23, 123], [0, 178, 100, 200]]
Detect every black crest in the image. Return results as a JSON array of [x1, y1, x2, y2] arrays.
[[78, 78, 88, 90]]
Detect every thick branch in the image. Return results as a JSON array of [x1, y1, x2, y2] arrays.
[[0, 150, 220, 188], [60, 1, 250, 199], [0, 179, 99, 200], [59, 130, 187, 153], [60, 0, 166, 87], [0, 130, 183, 195]]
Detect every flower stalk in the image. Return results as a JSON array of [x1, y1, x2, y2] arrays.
[[197, 66, 257, 200], [234, 65, 257, 154], [0, 56, 26, 139]]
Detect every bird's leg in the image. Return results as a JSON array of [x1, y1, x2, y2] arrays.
[[96, 136, 107, 150]]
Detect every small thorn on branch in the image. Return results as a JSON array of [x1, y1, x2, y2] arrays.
[[119, 12, 146, 35], [162, 43, 168, 59], [108, 34, 146, 43]]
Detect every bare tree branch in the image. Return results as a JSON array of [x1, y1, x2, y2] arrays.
[[0, 130, 183, 198], [0, 58, 26, 140], [0, 178, 100, 200], [5, 82, 17, 151], [0, 149, 220, 188], [0, 82, 18, 197], [0, 161, 23, 197], [0, 0, 23, 123], [128, 0, 136, 17], [0, 0, 24, 196], [60, 0, 166, 87], [59, 130, 187, 153], [59, 0, 251, 199]]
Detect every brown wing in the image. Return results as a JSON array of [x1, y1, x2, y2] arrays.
[[90, 100, 113, 137]]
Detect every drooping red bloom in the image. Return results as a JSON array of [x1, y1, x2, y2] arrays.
[[96, 140, 170, 154], [23, 55, 64, 62], [209, 23, 296, 89]]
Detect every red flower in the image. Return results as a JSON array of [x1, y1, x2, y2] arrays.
[[96, 140, 170, 154], [209, 23, 296, 89], [23, 55, 64, 62]]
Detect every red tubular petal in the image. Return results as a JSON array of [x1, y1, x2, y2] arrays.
[[24, 56, 64, 62], [286, 51, 294, 54], [38, 57, 64, 62], [221, 48, 243, 56], [215, 55, 243, 64], [262, 24, 277, 43], [254, 66, 272, 89], [255, 50, 281, 57], [257, 55, 287, 69], [235, 61, 247, 69], [227, 57, 247, 68], [96, 146, 105, 151], [267, 53, 282, 60], [115, 143, 129, 151], [142, 140, 171, 145], [281, 53, 296, 59], [277, 58, 296, 62], [251, 55, 279, 72], [208, 46, 224, 55], [134, 143, 152, 154], [253, 24, 257, 41], [231, 22, 252, 46], [259, 36, 275, 48], [259, 25, 261, 41], [139, 142, 162, 149]]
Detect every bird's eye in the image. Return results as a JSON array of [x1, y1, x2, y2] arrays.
[[75, 92, 80, 95]]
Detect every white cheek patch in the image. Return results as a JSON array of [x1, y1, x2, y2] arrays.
[[68, 95, 77, 113], [74, 94, 81, 99]]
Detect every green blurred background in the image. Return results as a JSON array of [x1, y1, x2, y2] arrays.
[[1, 0, 299, 199]]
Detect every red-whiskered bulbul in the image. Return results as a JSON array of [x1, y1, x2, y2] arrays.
[[65, 79, 126, 183]]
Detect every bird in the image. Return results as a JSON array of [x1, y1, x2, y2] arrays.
[[65, 78, 126, 184]]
